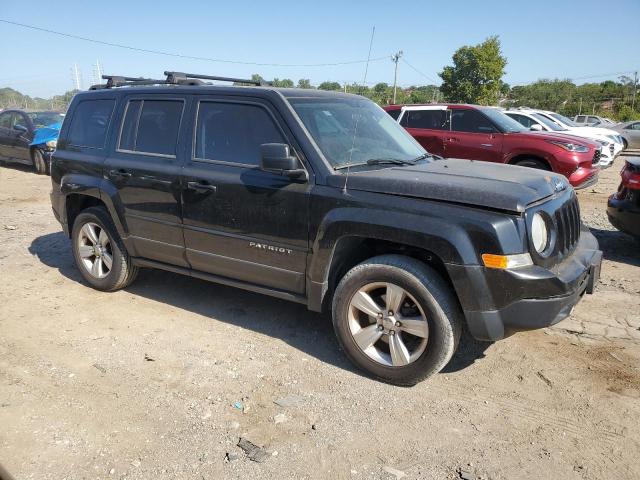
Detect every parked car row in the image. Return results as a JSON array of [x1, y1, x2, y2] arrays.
[[504, 108, 623, 168], [0, 109, 64, 174], [383, 103, 601, 189], [573, 115, 616, 127]]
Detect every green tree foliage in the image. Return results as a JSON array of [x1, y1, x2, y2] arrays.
[[0, 87, 78, 111], [507, 78, 640, 120], [439, 36, 507, 105], [297, 79, 312, 89], [272, 78, 294, 88], [318, 81, 342, 91]]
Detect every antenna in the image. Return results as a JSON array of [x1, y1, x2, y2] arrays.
[[343, 25, 376, 195]]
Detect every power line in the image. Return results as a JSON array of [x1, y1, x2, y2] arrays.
[[511, 70, 637, 86], [0, 19, 390, 68], [401, 58, 439, 84]]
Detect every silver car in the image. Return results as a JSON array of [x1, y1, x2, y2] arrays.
[[611, 121, 640, 149]]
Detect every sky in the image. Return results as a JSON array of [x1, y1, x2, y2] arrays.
[[1, 0, 638, 98]]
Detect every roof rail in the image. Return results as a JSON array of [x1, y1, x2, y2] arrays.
[[89, 75, 169, 90], [164, 71, 271, 86]]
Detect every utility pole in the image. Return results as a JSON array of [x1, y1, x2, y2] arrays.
[[578, 97, 582, 115], [632, 71, 638, 111], [71, 63, 82, 90], [92, 59, 103, 86], [391, 51, 403, 104]]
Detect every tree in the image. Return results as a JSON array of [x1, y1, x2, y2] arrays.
[[439, 36, 507, 105], [272, 78, 294, 88], [318, 81, 342, 91], [297, 79, 313, 89]]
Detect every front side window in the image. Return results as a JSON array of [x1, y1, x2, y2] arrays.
[[451, 109, 499, 133], [576, 115, 586, 122], [119, 99, 183, 156], [194, 102, 285, 166], [288, 97, 424, 168], [405, 110, 449, 130], [507, 113, 534, 128], [67, 99, 115, 148]]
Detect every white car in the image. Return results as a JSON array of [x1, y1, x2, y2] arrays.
[[505, 109, 616, 168], [532, 109, 625, 157]]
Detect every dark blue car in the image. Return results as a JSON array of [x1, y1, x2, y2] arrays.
[[0, 109, 64, 174]]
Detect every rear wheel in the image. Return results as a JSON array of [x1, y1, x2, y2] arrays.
[[71, 206, 138, 291], [332, 254, 462, 385], [514, 157, 550, 171], [31, 148, 48, 175]]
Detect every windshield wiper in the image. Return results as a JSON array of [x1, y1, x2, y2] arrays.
[[335, 153, 431, 170]]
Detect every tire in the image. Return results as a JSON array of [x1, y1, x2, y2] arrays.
[[31, 148, 48, 175], [71, 206, 139, 291], [622, 138, 628, 150], [332, 254, 462, 385], [514, 158, 550, 171]]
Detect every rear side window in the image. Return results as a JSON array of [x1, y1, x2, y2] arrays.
[[405, 110, 449, 130], [119, 99, 184, 156], [451, 109, 496, 133], [575, 115, 586, 122], [67, 99, 115, 148], [194, 102, 285, 166]]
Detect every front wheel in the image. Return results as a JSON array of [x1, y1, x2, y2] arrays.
[[31, 148, 48, 175], [514, 158, 550, 171], [71, 206, 138, 291], [332, 255, 462, 385]]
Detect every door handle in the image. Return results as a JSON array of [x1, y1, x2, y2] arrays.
[[187, 181, 217, 192], [108, 169, 132, 179], [481, 143, 494, 147], [446, 137, 458, 142]]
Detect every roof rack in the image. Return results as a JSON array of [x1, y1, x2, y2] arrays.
[[164, 71, 271, 86], [89, 71, 271, 90]]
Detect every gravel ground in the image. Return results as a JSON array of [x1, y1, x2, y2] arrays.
[[0, 158, 639, 480]]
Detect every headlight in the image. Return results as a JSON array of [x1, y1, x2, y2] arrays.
[[596, 139, 610, 146], [46, 140, 57, 149], [531, 212, 549, 253], [547, 140, 589, 153], [607, 135, 619, 144]]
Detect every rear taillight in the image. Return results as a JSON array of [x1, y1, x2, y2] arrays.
[[621, 162, 640, 190]]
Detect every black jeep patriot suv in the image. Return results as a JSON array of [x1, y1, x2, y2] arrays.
[[50, 72, 602, 385]]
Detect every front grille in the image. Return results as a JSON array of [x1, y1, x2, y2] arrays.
[[609, 144, 615, 156], [554, 194, 581, 257], [592, 149, 601, 165]]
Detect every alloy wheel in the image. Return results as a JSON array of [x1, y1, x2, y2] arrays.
[[347, 282, 429, 367], [77, 222, 113, 279]]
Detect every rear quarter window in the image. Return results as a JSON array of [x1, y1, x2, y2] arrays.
[[66, 99, 115, 149]]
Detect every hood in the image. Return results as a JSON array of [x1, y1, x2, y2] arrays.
[[30, 122, 62, 147], [574, 126, 619, 138], [508, 130, 598, 147], [327, 158, 569, 213]]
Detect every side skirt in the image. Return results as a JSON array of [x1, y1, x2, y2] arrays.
[[131, 257, 308, 306]]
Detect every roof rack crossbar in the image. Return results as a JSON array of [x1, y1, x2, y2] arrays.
[[164, 71, 270, 86]]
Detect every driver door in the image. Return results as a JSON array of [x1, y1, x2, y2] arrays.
[[446, 107, 503, 163]]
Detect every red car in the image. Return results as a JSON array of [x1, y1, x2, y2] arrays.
[[607, 158, 640, 239], [384, 104, 600, 189]]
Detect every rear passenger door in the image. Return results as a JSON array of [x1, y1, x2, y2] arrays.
[[181, 97, 310, 294], [104, 95, 189, 267], [399, 107, 449, 156]]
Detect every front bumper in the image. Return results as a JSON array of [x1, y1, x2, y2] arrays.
[[447, 227, 602, 341], [569, 167, 599, 190]]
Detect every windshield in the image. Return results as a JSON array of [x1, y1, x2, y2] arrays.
[[532, 113, 567, 131], [479, 107, 527, 133], [288, 97, 425, 168], [28, 111, 64, 128], [550, 112, 579, 127]]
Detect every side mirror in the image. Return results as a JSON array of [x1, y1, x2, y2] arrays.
[[530, 124, 543, 131], [260, 143, 306, 179], [14, 124, 28, 134]]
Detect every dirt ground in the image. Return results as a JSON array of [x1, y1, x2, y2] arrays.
[[1, 157, 639, 480]]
